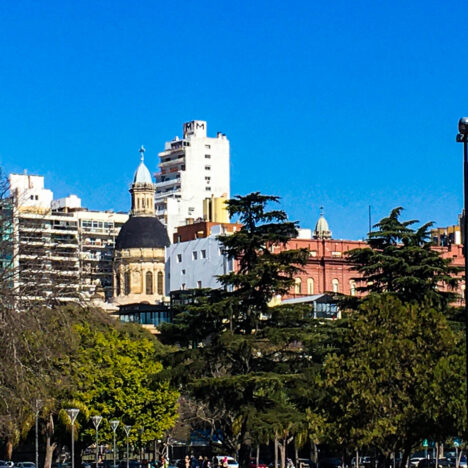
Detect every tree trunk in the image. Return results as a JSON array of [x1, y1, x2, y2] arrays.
[[435, 443, 439, 468], [5, 439, 13, 460], [356, 449, 359, 468], [280, 439, 286, 468], [313, 444, 318, 465], [44, 437, 57, 468], [401, 447, 411, 468], [275, 438, 279, 468], [256, 445, 260, 468]]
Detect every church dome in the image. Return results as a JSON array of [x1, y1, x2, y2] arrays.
[[133, 161, 153, 185], [115, 216, 170, 250], [313, 208, 332, 239]]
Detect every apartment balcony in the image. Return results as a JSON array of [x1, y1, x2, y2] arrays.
[[154, 177, 180, 189], [159, 155, 185, 168]]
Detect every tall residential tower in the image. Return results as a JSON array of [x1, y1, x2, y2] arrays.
[[154, 120, 230, 237]]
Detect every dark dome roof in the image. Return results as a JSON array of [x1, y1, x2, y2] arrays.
[[115, 216, 170, 250]]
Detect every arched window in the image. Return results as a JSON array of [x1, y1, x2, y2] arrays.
[[307, 278, 314, 295], [349, 280, 356, 296], [116, 274, 121, 296], [294, 278, 302, 294], [332, 278, 339, 293], [157, 271, 164, 295], [146, 271, 153, 295], [124, 271, 131, 295]]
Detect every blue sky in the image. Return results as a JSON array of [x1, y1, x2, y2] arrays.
[[0, 0, 466, 239]]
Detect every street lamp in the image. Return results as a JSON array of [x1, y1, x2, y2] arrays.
[[124, 425, 132, 468], [66, 409, 80, 468], [457, 116, 468, 427], [91, 415, 103, 468], [110, 420, 120, 468]]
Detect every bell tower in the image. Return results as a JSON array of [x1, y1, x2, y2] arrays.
[[130, 145, 156, 216]]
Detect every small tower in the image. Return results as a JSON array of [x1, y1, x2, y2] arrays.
[[313, 206, 332, 240], [112, 146, 170, 306], [129, 145, 155, 216]]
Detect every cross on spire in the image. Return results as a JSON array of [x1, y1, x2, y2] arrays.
[[139, 145, 146, 161]]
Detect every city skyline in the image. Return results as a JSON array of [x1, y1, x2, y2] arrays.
[[1, 1, 467, 239]]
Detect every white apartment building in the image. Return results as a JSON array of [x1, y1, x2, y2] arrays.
[[155, 120, 230, 237], [165, 225, 233, 293], [7, 174, 128, 303]]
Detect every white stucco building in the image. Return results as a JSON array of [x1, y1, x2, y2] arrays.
[[165, 225, 233, 293], [155, 120, 230, 237]]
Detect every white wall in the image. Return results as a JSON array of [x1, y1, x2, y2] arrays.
[[166, 232, 232, 293]]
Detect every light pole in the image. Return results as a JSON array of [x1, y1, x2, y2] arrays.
[[457, 116, 468, 428], [110, 420, 120, 468], [124, 425, 132, 468], [91, 415, 103, 468], [35, 400, 43, 468], [66, 409, 80, 468]]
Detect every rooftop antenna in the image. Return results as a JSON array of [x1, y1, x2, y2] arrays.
[[139, 145, 146, 162]]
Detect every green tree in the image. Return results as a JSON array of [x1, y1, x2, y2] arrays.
[[322, 295, 465, 468], [160, 193, 313, 467], [62, 308, 179, 462], [347, 207, 460, 306]]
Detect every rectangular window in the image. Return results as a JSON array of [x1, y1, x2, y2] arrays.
[[205, 176, 211, 181], [205, 165, 211, 170], [177, 254, 182, 263], [192, 251, 198, 260], [201, 249, 206, 259], [205, 154, 211, 159], [206, 187, 211, 191], [205, 144, 211, 149], [181, 269, 186, 275]]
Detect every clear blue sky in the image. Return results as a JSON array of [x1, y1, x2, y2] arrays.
[[0, 0, 466, 239]]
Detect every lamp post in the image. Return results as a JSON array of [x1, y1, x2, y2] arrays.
[[457, 116, 468, 428], [66, 409, 80, 468], [35, 399, 43, 468], [110, 420, 120, 468], [91, 416, 103, 468], [124, 425, 132, 468]]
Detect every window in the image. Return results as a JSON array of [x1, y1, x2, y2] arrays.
[[307, 278, 314, 295], [177, 254, 182, 263], [205, 144, 211, 149], [181, 283, 186, 290], [332, 278, 339, 293], [350, 280, 356, 296], [201, 249, 206, 259], [206, 187, 211, 191], [192, 251, 198, 260], [116, 275, 121, 296], [181, 269, 186, 275], [157, 271, 164, 295], [205, 176, 211, 181], [197, 280, 202, 288], [205, 154, 211, 159], [146, 271, 153, 295], [124, 271, 131, 295], [205, 165, 211, 170], [294, 278, 302, 294]]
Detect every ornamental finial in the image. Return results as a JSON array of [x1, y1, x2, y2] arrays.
[[139, 145, 146, 161]]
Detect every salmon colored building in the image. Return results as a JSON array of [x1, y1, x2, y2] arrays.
[[280, 211, 465, 303]]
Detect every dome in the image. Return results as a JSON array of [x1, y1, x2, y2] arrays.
[[315, 215, 329, 234], [115, 216, 170, 250], [133, 161, 153, 185], [313, 208, 332, 239]]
